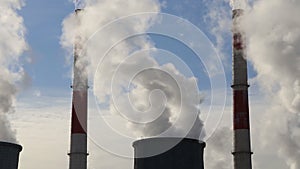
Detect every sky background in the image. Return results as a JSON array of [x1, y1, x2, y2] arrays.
[[2, 0, 299, 169]]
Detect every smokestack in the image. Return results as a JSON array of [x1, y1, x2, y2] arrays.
[[68, 7, 88, 169], [231, 9, 253, 169], [133, 138, 205, 169], [0, 142, 22, 169]]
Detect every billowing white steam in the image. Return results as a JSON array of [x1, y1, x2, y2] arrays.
[[205, 0, 299, 168], [73, 0, 85, 10], [205, 127, 232, 169], [230, 0, 248, 10], [61, 0, 204, 139], [242, 0, 300, 168], [0, 0, 27, 143]]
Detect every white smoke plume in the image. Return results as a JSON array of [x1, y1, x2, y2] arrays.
[[230, 0, 248, 10], [201, 1, 233, 168], [0, 0, 27, 143], [61, 0, 204, 140], [205, 127, 232, 169], [203, 0, 300, 168], [242, 0, 300, 168], [73, 0, 85, 10]]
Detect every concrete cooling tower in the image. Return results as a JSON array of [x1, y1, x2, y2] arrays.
[[133, 138, 206, 169], [0, 142, 22, 169]]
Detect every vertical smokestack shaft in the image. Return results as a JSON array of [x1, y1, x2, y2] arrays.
[[231, 9, 253, 169], [68, 8, 88, 169]]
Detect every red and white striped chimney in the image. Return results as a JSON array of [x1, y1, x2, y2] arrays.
[[68, 8, 88, 169], [231, 9, 253, 169]]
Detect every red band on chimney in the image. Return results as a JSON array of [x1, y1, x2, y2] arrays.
[[233, 33, 244, 50], [233, 90, 250, 130], [71, 104, 86, 134]]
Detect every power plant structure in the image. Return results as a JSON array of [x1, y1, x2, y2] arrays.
[[63, 3, 254, 169], [68, 7, 88, 169], [133, 138, 205, 169], [231, 8, 253, 169], [0, 142, 22, 169]]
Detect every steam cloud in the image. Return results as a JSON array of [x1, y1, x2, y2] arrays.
[[73, 0, 85, 10], [0, 0, 27, 143], [61, 0, 204, 139], [205, 127, 232, 169], [230, 0, 248, 10], [242, 0, 300, 168], [205, 0, 299, 168]]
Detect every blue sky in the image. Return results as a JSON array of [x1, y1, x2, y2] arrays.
[[20, 0, 73, 89], [19, 0, 242, 93]]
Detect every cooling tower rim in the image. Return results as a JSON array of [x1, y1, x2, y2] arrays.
[[0, 141, 23, 152], [133, 137, 206, 147]]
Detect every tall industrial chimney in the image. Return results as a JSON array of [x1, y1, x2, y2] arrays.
[[68, 7, 88, 169], [0, 142, 22, 169], [231, 9, 253, 169], [133, 138, 205, 169]]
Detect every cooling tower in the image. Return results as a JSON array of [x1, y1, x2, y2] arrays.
[[133, 138, 205, 169], [0, 142, 22, 169]]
